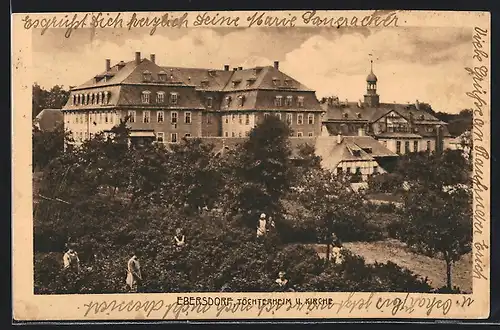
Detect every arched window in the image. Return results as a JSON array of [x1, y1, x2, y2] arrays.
[[141, 91, 151, 104]]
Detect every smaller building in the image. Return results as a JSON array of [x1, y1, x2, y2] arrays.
[[445, 130, 472, 160], [33, 109, 63, 131], [314, 134, 398, 181]]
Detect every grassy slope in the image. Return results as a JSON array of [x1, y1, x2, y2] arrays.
[[305, 239, 472, 293]]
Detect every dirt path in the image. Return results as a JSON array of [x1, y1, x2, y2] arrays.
[[304, 239, 472, 293]]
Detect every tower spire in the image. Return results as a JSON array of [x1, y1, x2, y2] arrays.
[[364, 55, 379, 107]]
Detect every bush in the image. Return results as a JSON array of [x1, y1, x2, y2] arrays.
[[301, 250, 432, 292], [367, 173, 405, 193], [376, 203, 397, 213], [34, 209, 431, 293]]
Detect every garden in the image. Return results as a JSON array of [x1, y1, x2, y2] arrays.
[[32, 116, 472, 294]]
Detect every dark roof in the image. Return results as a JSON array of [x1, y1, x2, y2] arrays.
[[321, 102, 444, 123], [34, 109, 63, 131], [73, 58, 189, 90], [65, 59, 321, 112], [163, 65, 313, 92], [341, 136, 397, 157], [314, 136, 396, 169]]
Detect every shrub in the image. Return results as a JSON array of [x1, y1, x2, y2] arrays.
[[301, 250, 432, 292], [367, 173, 405, 193]]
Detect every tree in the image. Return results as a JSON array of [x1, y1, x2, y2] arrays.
[[394, 150, 470, 192], [392, 149, 472, 290], [32, 83, 70, 119], [295, 168, 382, 260], [232, 115, 294, 227], [32, 122, 73, 171], [400, 185, 472, 289]]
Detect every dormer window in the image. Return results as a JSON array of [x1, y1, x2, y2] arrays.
[[246, 78, 255, 87], [141, 91, 151, 104], [285, 95, 293, 106], [85, 94, 89, 105], [142, 70, 152, 82], [297, 96, 304, 107], [238, 95, 245, 106], [207, 97, 213, 108], [201, 80, 209, 88], [73, 95, 77, 105], [272, 77, 280, 86], [225, 96, 232, 107], [158, 71, 167, 82], [170, 92, 178, 105], [91, 93, 96, 105], [357, 113, 362, 119], [420, 114, 425, 120], [284, 79, 291, 86], [343, 113, 348, 118], [274, 95, 283, 107], [157, 91, 165, 103], [232, 80, 241, 88], [208, 70, 216, 77]]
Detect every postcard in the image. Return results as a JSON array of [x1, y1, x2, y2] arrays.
[[12, 10, 490, 321]]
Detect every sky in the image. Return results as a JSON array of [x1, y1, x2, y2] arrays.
[[33, 26, 472, 114]]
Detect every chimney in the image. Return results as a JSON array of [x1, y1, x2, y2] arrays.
[[150, 54, 156, 64], [274, 61, 279, 70], [224, 65, 229, 71], [415, 99, 420, 110], [238, 66, 243, 71], [105, 59, 111, 71], [135, 51, 141, 65], [337, 133, 342, 144]]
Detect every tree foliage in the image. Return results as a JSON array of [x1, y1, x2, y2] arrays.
[[34, 116, 436, 293], [32, 83, 70, 119], [391, 150, 472, 289], [32, 122, 73, 171]]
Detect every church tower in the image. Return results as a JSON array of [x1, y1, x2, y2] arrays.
[[364, 60, 380, 107]]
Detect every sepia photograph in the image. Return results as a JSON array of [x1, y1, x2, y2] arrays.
[[13, 10, 490, 320]]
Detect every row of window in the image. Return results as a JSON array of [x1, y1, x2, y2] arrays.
[[265, 112, 315, 125], [141, 91, 178, 105], [127, 110, 192, 124], [223, 95, 305, 108], [222, 131, 315, 138], [66, 111, 119, 125], [72, 91, 111, 106], [155, 132, 190, 143], [222, 112, 316, 126], [393, 140, 432, 154], [336, 166, 379, 175]]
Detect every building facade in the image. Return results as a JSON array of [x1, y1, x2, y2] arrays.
[[320, 61, 452, 155], [62, 52, 324, 145]]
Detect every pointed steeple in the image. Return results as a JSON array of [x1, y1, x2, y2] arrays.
[[366, 60, 378, 83]]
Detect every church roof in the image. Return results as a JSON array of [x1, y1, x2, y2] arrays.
[[366, 71, 378, 82]]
